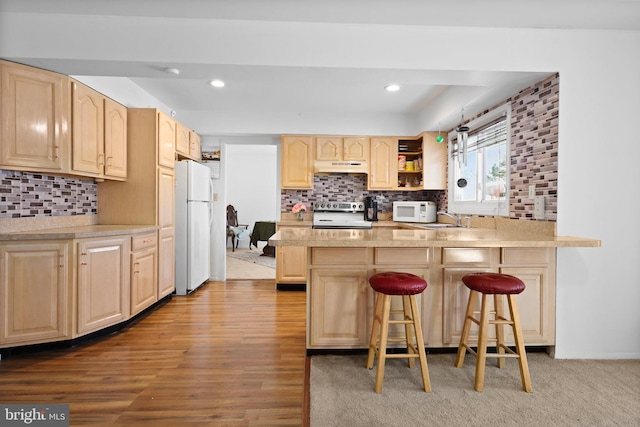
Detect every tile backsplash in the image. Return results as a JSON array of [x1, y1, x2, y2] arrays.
[[281, 174, 445, 214], [0, 170, 97, 219]]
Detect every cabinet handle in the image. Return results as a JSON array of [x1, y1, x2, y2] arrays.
[[59, 254, 64, 268], [106, 156, 112, 167], [133, 262, 139, 274], [98, 153, 104, 166], [53, 144, 59, 159]]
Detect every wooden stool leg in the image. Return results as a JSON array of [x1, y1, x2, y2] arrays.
[[410, 295, 432, 392], [402, 295, 415, 368], [474, 293, 491, 392], [494, 294, 506, 369], [508, 295, 533, 392], [367, 292, 384, 369], [374, 295, 392, 394], [455, 290, 479, 368]]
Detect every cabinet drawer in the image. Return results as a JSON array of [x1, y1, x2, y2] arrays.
[[442, 248, 492, 265], [311, 248, 369, 265], [374, 248, 429, 265], [501, 248, 550, 265], [131, 232, 157, 251]]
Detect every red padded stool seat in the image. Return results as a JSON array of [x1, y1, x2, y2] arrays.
[[462, 272, 525, 295], [366, 272, 431, 394], [455, 272, 532, 392], [369, 272, 428, 295]]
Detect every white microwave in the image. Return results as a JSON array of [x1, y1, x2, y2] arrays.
[[393, 201, 437, 223]]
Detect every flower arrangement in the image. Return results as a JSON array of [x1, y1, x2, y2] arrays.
[[292, 202, 307, 220]]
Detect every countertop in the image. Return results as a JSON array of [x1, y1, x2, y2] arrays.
[[269, 226, 601, 248], [0, 224, 159, 241]]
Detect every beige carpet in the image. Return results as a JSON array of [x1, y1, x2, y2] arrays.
[[310, 352, 640, 426]]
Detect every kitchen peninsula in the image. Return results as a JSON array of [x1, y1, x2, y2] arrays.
[[269, 223, 600, 352]]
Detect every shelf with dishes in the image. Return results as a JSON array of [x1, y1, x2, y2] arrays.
[[397, 138, 424, 189]]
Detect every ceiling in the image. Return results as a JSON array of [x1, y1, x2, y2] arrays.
[[1, 0, 638, 137]]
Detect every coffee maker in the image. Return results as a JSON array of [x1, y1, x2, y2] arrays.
[[364, 196, 378, 221]]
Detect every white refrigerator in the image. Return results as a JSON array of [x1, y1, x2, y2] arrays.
[[175, 160, 212, 295]]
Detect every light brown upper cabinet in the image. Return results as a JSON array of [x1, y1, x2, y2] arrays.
[[176, 122, 202, 161], [369, 137, 397, 190], [189, 130, 201, 160], [157, 111, 176, 169], [103, 98, 127, 179], [71, 80, 127, 180], [316, 136, 369, 162], [281, 135, 314, 189], [421, 132, 447, 190], [0, 60, 71, 173]]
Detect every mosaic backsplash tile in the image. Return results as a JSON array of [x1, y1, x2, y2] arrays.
[[281, 174, 445, 214], [0, 170, 97, 219]]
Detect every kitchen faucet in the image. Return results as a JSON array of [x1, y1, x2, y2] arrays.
[[437, 211, 470, 228]]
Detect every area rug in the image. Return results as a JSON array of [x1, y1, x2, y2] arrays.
[[227, 249, 276, 269], [310, 352, 640, 427]]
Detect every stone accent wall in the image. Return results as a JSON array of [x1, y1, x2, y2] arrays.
[[281, 174, 445, 215], [0, 170, 97, 219]]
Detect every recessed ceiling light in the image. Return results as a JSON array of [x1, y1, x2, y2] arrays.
[[385, 84, 400, 92], [209, 79, 225, 88], [164, 67, 180, 76]]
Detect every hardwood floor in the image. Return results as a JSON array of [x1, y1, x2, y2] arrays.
[[0, 280, 307, 426]]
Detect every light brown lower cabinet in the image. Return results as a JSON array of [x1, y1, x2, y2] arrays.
[[307, 246, 556, 350], [130, 232, 158, 316], [0, 241, 70, 346], [75, 236, 130, 336], [275, 225, 309, 285]]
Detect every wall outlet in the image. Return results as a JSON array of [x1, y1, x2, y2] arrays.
[[534, 195, 545, 219], [528, 184, 536, 199]]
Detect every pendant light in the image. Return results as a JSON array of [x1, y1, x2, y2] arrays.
[[456, 108, 469, 167], [436, 122, 444, 143]]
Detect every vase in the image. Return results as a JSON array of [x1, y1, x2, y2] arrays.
[[297, 211, 304, 221]]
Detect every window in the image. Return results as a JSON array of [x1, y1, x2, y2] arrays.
[[447, 103, 510, 216]]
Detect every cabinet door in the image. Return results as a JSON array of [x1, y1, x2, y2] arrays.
[[421, 132, 447, 190], [76, 237, 129, 335], [369, 137, 396, 189], [71, 81, 104, 176], [276, 245, 307, 284], [175, 122, 190, 156], [158, 228, 175, 298], [0, 242, 69, 346], [189, 130, 201, 160], [309, 268, 370, 348], [281, 136, 313, 189], [130, 246, 157, 316], [158, 168, 175, 228], [0, 61, 70, 172], [315, 137, 342, 161], [104, 97, 127, 179], [157, 111, 176, 168], [343, 137, 369, 161], [500, 266, 554, 344]]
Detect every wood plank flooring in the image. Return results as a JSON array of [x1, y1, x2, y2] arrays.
[[0, 280, 307, 426]]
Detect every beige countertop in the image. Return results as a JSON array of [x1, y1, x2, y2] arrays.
[[0, 224, 159, 241], [269, 226, 601, 248]]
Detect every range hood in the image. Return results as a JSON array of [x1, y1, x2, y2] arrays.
[[314, 160, 368, 174]]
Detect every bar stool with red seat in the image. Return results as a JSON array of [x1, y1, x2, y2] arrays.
[[455, 272, 532, 392], [366, 272, 431, 394]]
